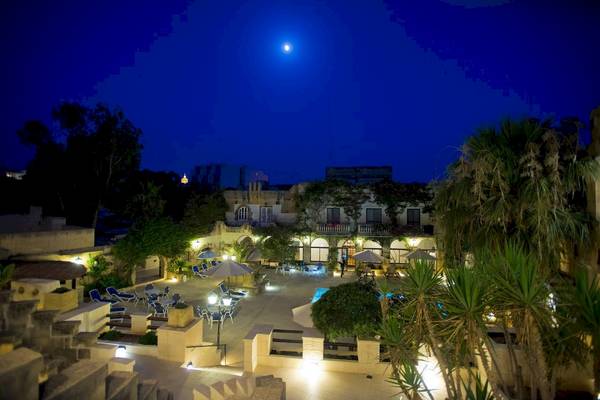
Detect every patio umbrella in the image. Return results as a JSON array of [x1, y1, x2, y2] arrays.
[[246, 247, 262, 262], [352, 250, 384, 264], [203, 259, 253, 278], [292, 303, 314, 328], [198, 249, 219, 259], [406, 249, 436, 261]]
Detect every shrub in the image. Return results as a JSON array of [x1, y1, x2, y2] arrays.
[[52, 287, 71, 294], [174, 302, 189, 309], [138, 331, 157, 345], [99, 330, 122, 341], [84, 272, 129, 297], [311, 281, 381, 339]]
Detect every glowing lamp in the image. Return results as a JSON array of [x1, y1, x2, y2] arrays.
[[222, 297, 232, 306], [282, 42, 293, 54], [231, 255, 237, 261], [181, 174, 188, 184], [208, 293, 218, 305], [186, 361, 193, 370], [116, 345, 126, 358]]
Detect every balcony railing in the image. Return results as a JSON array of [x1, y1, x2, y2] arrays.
[[315, 223, 391, 235]]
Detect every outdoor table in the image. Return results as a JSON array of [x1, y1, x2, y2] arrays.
[[145, 289, 161, 297]]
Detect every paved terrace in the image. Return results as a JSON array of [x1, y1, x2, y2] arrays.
[[118, 270, 402, 399]]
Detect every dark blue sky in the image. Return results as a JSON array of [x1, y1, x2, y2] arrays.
[[1, 0, 599, 183]]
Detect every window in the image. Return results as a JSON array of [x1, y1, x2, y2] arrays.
[[235, 206, 249, 221], [327, 207, 340, 224], [366, 208, 382, 224], [311, 238, 329, 262], [407, 208, 421, 226], [259, 206, 273, 223]]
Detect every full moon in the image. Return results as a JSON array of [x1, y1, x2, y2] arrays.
[[282, 42, 293, 54]]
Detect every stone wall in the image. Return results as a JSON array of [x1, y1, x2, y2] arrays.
[[0, 227, 95, 257]]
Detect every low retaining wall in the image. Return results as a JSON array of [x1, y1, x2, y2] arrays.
[[243, 324, 389, 376]]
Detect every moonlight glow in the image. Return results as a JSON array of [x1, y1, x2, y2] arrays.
[[282, 42, 293, 54]]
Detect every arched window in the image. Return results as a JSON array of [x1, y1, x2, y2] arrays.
[[337, 239, 356, 266], [390, 239, 409, 264], [311, 238, 329, 262], [235, 206, 249, 221], [363, 240, 382, 256]]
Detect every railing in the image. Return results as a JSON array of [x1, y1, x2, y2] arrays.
[[323, 340, 358, 361], [186, 343, 228, 365], [316, 223, 352, 234], [270, 328, 303, 358]]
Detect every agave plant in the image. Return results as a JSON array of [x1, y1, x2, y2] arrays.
[[463, 373, 494, 400], [386, 360, 434, 400]]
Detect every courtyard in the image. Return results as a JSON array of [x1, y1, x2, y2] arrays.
[[114, 269, 401, 400]]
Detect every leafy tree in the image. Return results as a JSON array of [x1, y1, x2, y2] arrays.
[[295, 181, 336, 229], [18, 102, 143, 227], [0, 263, 15, 289], [571, 271, 600, 394], [183, 192, 228, 235], [123, 181, 166, 223], [113, 218, 190, 279], [332, 182, 369, 232], [226, 240, 255, 263], [260, 234, 295, 265], [435, 118, 599, 269], [371, 180, 432, 227], [311, 281, 381, 339]]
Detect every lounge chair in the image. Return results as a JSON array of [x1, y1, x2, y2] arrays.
[[218, 282, 247, 299], [192, 265, 207, 279], [196, 305, 210, 320], [210, 260, 217, 267], [150, 301, 167, 317], [89, 289, 118, 304], [166, 293, 181, 308], [106, 287, 137, 303], [201, 263, 208, 270]]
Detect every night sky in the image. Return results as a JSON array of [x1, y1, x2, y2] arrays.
[[1, 0, 599, 183]]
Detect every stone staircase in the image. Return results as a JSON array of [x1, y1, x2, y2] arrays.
[[193, 374, 285, 400]]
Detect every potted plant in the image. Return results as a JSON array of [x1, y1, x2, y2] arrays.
[[0, 263, 15, 303], [167, 302, 194, 328], [44, 286, 78, 312]]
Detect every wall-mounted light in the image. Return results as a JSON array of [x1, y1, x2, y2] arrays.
[[116, 345, 127, 358], [186, 361, 193, 369]]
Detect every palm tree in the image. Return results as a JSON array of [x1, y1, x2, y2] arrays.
[[443, 265, 508, 399], [435, 118, 599, 270], [399, 259, 457, 398], [571, 271, 600, 394], [488, 244, 554, 400]]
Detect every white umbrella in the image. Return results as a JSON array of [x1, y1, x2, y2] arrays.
[[198, 250, 219, 259], [246, 247, 262, 262], [353, 250, 384, 263], [406, 249, 436, 261], [292, 303, 314, 328], [203, 259, 253, 278]]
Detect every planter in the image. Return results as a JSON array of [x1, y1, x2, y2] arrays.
[[44, 289, 78, 313], [167, 305, 194, 328]]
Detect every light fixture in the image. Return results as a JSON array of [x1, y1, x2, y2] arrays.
[[72, 256, 85, 265], [186, 361, 193, 370], [222, 254, 229, 260], [181, 174, 189, 185], [282, 42, 293, 54], [170, 277, 178, 283], [231, 255, 237, 261], [222, 297, 232, 306], [116, 345, 126, 358], [407, 238, 420, 248], [208, 293, 218, 305]]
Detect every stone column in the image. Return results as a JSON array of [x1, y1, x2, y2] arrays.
[[0, 347, 43, 400], [357, 338, 380, 365], [302, 328, 324, 362], [130, 312, 151, 335]]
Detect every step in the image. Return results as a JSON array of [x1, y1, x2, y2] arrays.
[[138, 378, 159, 400], [157, 386, 174, 400], [192, 385, 211, 400], [73, 332, 98, 347], [52, 320, 81, 336], [224, 378, 239, 396], [210, 381, 227, 400], [156, 386, 174, 400], [106, 371, 139, 400], [236, 376, 255, 397]]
